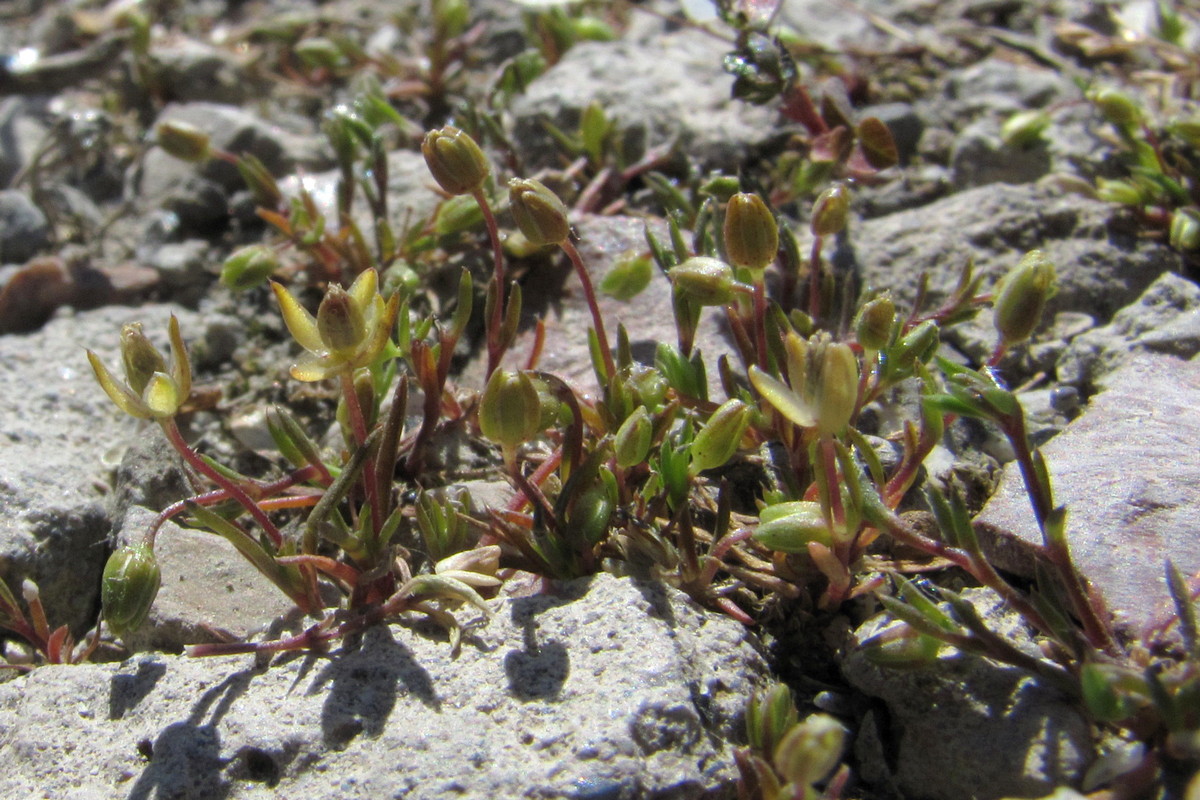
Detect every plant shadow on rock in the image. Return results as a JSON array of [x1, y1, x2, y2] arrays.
[[108, 657, 168, 720], [124, 667, 261, 800], [307, 624, 440, 750], [503, 577, 591, 701]]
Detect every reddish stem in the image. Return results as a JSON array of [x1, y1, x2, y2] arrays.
[[561, 238, 616, 383]]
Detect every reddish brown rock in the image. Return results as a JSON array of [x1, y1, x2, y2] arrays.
[[975, 354, 1200, 640]]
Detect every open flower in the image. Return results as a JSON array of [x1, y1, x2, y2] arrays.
[[87, 316, 192, 420], [749, 331, 858, 437], [272, 269, 399, 382]]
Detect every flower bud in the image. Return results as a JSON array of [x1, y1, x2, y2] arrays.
[[773, 714, 846, 788], [724, 192, 779, 273], [1169, 119, 1200, 149], [614, 406, 653, 469], [1087, 86, 1143, 131], [993, 249, 1056, 345], [102, 544, 161, 639], [1095, 178, 1147, 206], [317, 284, 367, 355], [785, 333, 858, 437], [1000, 109, 1050, 147], [155, 120, 212, 163], [853, 295, 895, 351], [508, 178, 571, 247], [295, 37, 343, 70], [891, 319, 939, 369], [754, 500, 832, 552], [422, 126, 490, 196], [810, 183, 851, 237], [746, 684, 799, 757], [120, 323, 167, 396], [570, 480, 616, 544], [221, 245, 280, 291], [689, 398, 751, 474], [668, 256, 742, 306], [1170, 208, 1200, 251], [479, 369, 542, 458]]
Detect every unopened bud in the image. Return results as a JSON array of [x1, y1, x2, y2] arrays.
[[614, 406, 653, 468], [295, 37, 343, 70], [669, 256, 742, 306], [1169, 119, 1200, 149], [724, 192, 779, 273], [754, 500, 832, 552], [689, 398, 751, 474], [120, 323, 167, 396], [1088, 86, 1143, 131], [221, 245, 279, 291], [102, 544, 161, 639], [155, 120, 212, 163], [993, 249, 1056, 345], [1001, 109, 1051, 147], [1170, 208, 1200, 251], [773, 715, 846, 787], [479, 369, 542, 457], [508, 178, 571, 246], [1095, 178, 1147, 206], [853, 295, 895, 351], [811, 183, 851, 237], [317, 285, 367, 355], [422, 126, 490, 196]]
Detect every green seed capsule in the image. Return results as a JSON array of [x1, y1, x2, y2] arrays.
[[724, 192, 779, 273], [155, 120, 212, 163], [422, 126, 490, 196], [993, 250, 1057, 345], [508, 178, 571, 246], [102, 544, 161, 639]]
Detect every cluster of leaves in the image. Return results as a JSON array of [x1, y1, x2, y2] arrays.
[[1, 1, 1198, 795]]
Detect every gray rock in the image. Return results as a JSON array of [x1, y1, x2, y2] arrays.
[[0, 189, 51, 264], [841, 183, 1180, 327], [136, 103, 326, 230], [147, 38, 258, 105], [1057, 272, 1200, 389], [950, 118, 1052, 189], [509, 30, 776, 174], [843, 588, 1094, 800], [0, 96, 50, 187], [141, 239, 214, 304], [975, 354, 1200, 639], [0, 574, 768, 799], [114, 506, 300, 653], [0, 303, 200, 633]]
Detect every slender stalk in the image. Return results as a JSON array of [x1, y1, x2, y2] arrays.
[[474, 188, 507, 379], [807, 235, 823, 320], [561, 238, 616, 382], [160, 418, 283, 548]]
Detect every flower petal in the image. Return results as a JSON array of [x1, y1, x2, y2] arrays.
[[272, 282, 324, 353], [750, 365, 816, 428], [87, 350, 152, 419], [143, 372, 181, 418], [290, 354, 341, 382]]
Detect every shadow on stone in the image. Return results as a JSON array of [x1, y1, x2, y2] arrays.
[[109, 656, 167, 720], [125, 666, 260, 800], [309, 625, 440, 750]]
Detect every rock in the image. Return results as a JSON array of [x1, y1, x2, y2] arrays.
[[950, 118, 1052, 188], [509, 30, 776, 174], [975, 354, 1200, 639], [0, 574, 768, 799], [0, 303, 200, 633], [843, 588, 1094, 800], [141, 239, 215, 305], [1056, 272, 1200, 390], [147, 38, 258, 105], [136, 103, 325, 231], [457, 215, 738, 397], [841, 183, 1180, 332], [0, 96, 50, 186], [114, 506, 300, 653], [0, 189, 51, 264]]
